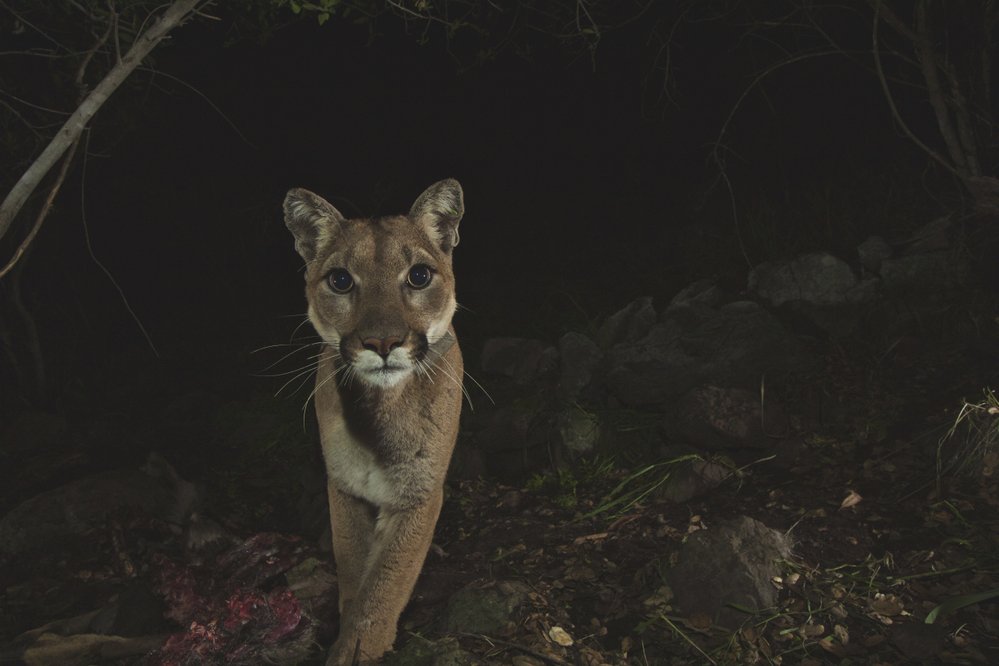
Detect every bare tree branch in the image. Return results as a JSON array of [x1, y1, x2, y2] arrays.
[[0, 138, 80, 279], [913, 1, 970, 176], [0, 0, 202, 247], [871, 0, 960, 179], [870, 0, 916, 42]]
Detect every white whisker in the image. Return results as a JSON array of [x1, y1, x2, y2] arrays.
[[276, 365, 318, 397], [425, 350, 474, 410]]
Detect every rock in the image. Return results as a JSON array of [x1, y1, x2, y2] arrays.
[[384, 636, 472, 666], [656, 458, 733, 503], [13, 633, 167, 666], [467, 399, 547, 480], [890, 621, 947, 660], [669, 279, 724, 308], [605, 301, 814, 406], [0, 453, 199, 558], [880, 252, 963, 292], [668, 516, 792, 629], [481, 338, 557, 384], [857, 236, 892, 274], [748, 253, 884, 335], [556, 332, 602, 403], [748, 252, 860, 307], [665, 385, 787, 451], [596, 297, 656, 349], [284, 557, 337, 603], [897, 216, 952, 255], [556, 407, 601, 456], [442, 581, 530, 635]]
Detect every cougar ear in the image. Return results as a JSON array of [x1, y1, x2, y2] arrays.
[[409, 178, 464, 253], [283, 188, 345, 263]]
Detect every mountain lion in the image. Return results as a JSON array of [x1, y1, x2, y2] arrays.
[[284, 179, 466, 665]]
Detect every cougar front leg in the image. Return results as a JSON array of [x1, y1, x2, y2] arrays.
[[328, 485, 376, 616], [326, 488, 444, 665]]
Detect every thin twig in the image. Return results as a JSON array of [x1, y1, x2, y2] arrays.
[[137, 66, 257, 149], [709, 49, 842, 269], [79, 129, 160, 356], [0, 0, 202, 244], [0, 138, 80, 279], [870, 1, 961, 179]]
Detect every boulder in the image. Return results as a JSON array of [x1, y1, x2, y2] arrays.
[[556, 406, 601, 456], [556, 331, 602, 403], [442, 581, 530, 635], [605, 301, 814, 406], [748, 252, 860, 307], [0, 454, 199, 558], [667, 516, 792, 629], [384, 636, 472, 666], [481, 338, 557, 384], [857, 236, 892, 274], [595, 297, 656, 349], [655, 458, 733, 503], [669, 279, 724, 308], [664, 385, 787, 451]]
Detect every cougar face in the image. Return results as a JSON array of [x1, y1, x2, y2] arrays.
[[306, 215, 456, 387], [284, 181, 463, 389]]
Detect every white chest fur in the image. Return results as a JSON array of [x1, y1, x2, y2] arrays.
[[322, 422, 397, 507]]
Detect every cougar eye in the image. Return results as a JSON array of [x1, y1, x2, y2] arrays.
[[327, 269, 354, 293], [406, 264, 433, 289]]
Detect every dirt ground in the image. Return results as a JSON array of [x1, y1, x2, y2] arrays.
[[1, 339, 997, 665]]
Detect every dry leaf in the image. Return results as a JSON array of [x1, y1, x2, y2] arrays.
[[687, 613, 713, 631], [817, 635, 844, 656], [548, 626, 574, 647], [799, 622, 825, 638], [869, 593, 904, 617], [573, 532, 609, 545], [840, 489, 863, 509]]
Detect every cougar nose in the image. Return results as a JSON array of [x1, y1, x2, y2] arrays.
[[361, 336, 403, 359]]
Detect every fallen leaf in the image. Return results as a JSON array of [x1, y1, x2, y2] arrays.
[[869, 593, 905, 617], [548, 626, 574, 647], [687, 613, 712, 631], [573, 532, 609, 546], [799, 622, 825, 638], [840, 490, 863, 509], [817, 635, 843, 655]]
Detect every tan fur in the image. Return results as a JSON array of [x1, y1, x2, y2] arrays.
[[284, 180, 465, 665]]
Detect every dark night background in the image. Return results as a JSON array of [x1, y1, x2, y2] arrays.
[[1, 1, 998, 663], [3, 0, 957, 392]]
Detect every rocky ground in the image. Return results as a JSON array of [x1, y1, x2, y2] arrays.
[[2, 225, 999, 665], [1, 336, 997, 665]]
